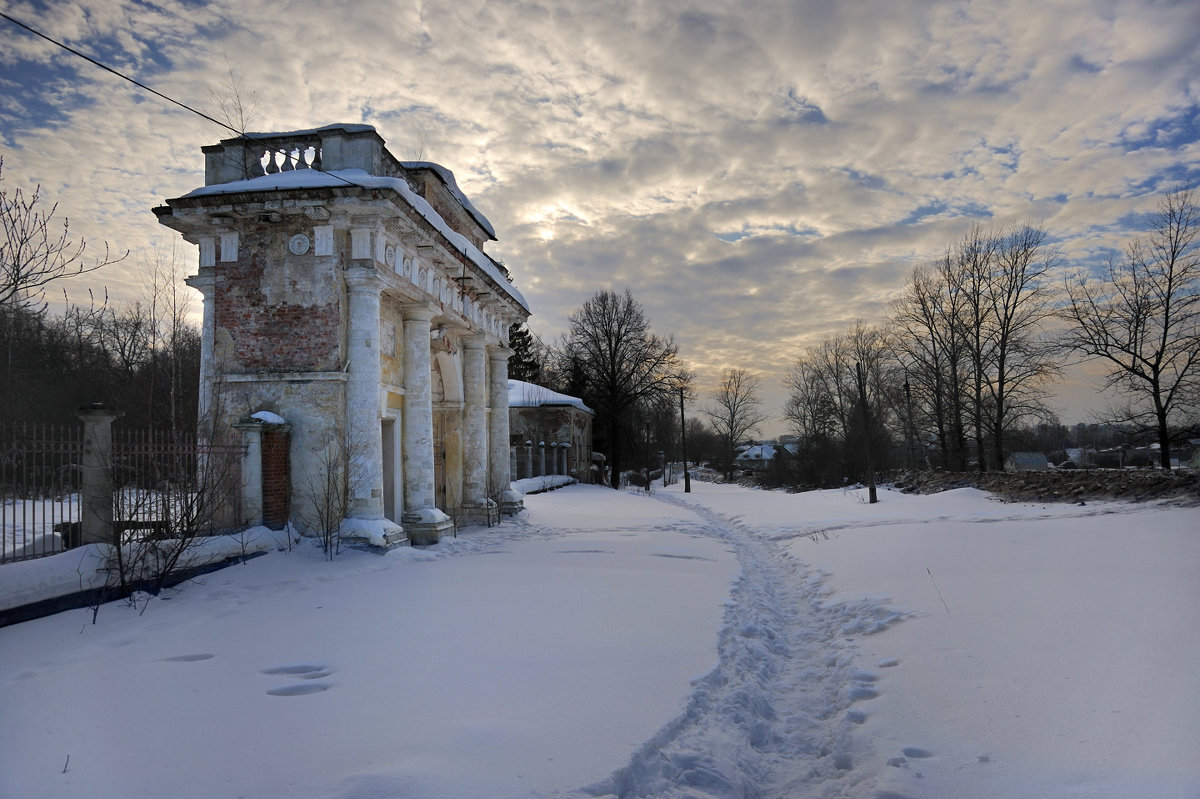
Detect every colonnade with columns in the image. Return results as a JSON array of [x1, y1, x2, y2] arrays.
[[342, 267, 516, 544]]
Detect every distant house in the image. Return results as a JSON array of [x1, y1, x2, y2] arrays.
[[1005, 452, 1051, 471], [508, 380, 594, 482], [734, 442, 798, 472]]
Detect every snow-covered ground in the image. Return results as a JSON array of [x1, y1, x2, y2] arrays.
[[0, 481, 1196, 798]]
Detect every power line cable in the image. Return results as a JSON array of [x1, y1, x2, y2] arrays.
[[1, 10, 241, 138], [0, 10, 365, 191]]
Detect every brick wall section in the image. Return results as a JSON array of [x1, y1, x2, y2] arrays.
[[261, 427, 290, 530], [215, 232, 342, 371]]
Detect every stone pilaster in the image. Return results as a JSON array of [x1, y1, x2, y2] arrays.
[[402, 304, 452, 543], [490, 348, 523, 515], [341, 267, 405, 549]]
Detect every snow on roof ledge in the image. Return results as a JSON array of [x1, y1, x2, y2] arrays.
[[401, 161, 496, 240], [508, 380, 593, 414], [182, 169, 527, 312]]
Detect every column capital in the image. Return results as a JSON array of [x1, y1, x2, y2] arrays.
[[401, 303, 438, 323], [488, 344, 512, 363], [461, 335, 487, 351], [185, 267, 217, 296], [344, 265, 383, 293]]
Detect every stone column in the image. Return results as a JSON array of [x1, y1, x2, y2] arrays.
[[184, 268, 217, 434], [488, 347, 513, 494], [549, 442, 559, 476], [490, 344, 523, 514], [461, 336, 489, 513], [524, 441, 533, 480], [344, 268, 385, 519], [78, 405, 122, 545], [402, 305, 451, 542], [341, 268, 405, 548], [560, 442, 572, 477]]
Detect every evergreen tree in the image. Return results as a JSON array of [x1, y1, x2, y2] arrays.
[[507, 322, 542, 383]]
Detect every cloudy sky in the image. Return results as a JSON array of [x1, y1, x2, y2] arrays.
[[2, 0, 1198, 434]]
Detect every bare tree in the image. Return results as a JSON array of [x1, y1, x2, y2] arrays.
[[984, 223, 1061, 469], [952, 224, 996, 471], [1, 158, 125, 311], [704, 368, 768, 480], [1061, 188, 1200, 468], [783, 322, 897, 487], [889, 264, 954, 468], [562, 289, 684, 488], [297, 424, 372, 559], [208, 53, 260, 135]]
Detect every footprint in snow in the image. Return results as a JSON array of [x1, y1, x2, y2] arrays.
[[162, 654, 215, 662], [267, 683, 331, 696], [263, 663, 334, 695], [847, 685, 879, 702]]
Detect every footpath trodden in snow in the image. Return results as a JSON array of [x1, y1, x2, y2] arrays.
[[659, 481, 1200, 799], [1, 481, 1197, 798]]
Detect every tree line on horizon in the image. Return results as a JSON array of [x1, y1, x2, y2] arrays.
[[5, 155, 1196, 485], [522, 188, 1199, 485]]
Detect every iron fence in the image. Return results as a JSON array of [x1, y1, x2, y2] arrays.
[[1, 423, 244, 564], [0, 423, 83, 563]]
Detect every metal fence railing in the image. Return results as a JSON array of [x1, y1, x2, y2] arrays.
[[1, 423, 244, 565], [0, 423, 83, 563]]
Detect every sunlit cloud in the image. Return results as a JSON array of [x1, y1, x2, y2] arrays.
[[1, 0, 1197, 432]]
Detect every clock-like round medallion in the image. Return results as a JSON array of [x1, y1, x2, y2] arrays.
[[385, 245, 396, 267], [288, 233, 311, 255]]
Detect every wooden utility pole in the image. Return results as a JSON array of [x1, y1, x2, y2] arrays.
[[679, 385, 691, 493], [855, 362, 878, 503]]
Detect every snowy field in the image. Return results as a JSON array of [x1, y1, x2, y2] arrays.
[[0, 481, 1196, 798]]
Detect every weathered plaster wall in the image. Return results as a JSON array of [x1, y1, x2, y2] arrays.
[[214, 225, 343, 372]]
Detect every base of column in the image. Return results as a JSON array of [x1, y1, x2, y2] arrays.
[[456, 498, 499, 527], [339, 516, 409, 551], [402, 507, 454, 545], [500, 488, 525, 516]]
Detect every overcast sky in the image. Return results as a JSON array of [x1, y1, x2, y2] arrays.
[[2, 0, 1198, 435]]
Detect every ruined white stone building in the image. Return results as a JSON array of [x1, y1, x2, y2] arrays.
[[155, 124, 530, 545]]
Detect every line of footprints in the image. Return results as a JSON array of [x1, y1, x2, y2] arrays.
[[161, 654, 332, 696]]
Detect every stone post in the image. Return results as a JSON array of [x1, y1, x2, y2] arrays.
[[560, 442, 572, 477], [402, 304, 451, 543], [77, 405, 122, 546], [524, 440, 533, 480], [538, 441, 546, 478], [232, 418, 264, 528], [461, 336, 489, 516], [341, 267, 405, 548], [549, 442, 559, 476]]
